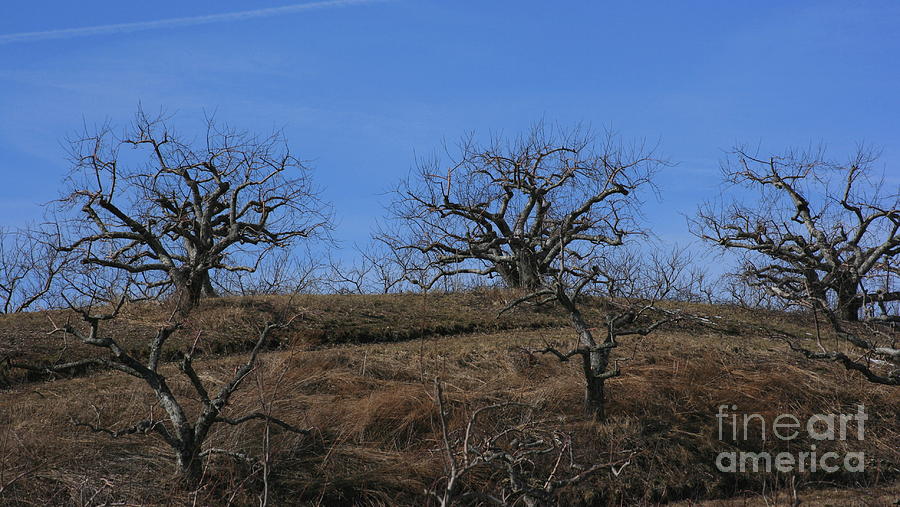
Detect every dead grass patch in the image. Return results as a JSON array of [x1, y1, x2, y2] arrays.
[[0, 294, 897, 505]]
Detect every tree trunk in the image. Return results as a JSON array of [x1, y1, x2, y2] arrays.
[[496, 262, 520, 288], [836, 281, 861, 322], [171, 271, 203, 316], [495, 251, 541, 289], [496, 260, 541, 289], [558, 290, 610, 420], [582, 355, 606, 420], [515, 255, 541, 290], [840, 299, 862, 322], [199, 270, 218, 298], [154, 383, 204, 486], [175, 444, 203, 486], [171, 269, 219, 316]]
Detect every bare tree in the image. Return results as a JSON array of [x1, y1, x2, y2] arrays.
[[4, 108, 329, 484], [325, 243, 415, 294], [57, 108, 330, 315], [710, 272, 788, 310], [0, 227, 68, 313], [510, 248, 685, 420], [692, 146, 899, 321], [428, 380, 634, 506], [773, 289, 899, 385], [9, 271, 309, 484], [382, 123, 664, 290], [385, 122, 679, 419], [213, 248, 323, 296]]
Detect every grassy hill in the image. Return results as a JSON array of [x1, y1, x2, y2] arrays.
[[1, 292, 897, 505]]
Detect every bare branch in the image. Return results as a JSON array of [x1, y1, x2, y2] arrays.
[[214, 413, 310, 435]]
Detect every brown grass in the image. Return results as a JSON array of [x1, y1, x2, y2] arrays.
[[0, 291, 565, 385], [0, 293, 897, 505]]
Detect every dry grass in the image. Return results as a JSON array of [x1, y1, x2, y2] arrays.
[[0, 293, 898, 505], [0, 291, 565, 386]]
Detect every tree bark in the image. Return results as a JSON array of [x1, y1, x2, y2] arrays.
[[836, 281, 861, 322], [582, 355, 606, 420], [840, 301, 861, 321], [497, 254, 542, 290], [171, 270, 203, 316], [175, 444, 203, 486], [199, 270, 218, 298], [558, 291, 610, 420], [516, 261, 541, 290], [497, 264, 521, 289]]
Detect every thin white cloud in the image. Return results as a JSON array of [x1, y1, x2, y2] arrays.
[[0, 0, 384, 45]]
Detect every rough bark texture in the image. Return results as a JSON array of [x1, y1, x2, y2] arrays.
[[581, 357, 607, 420], [175, 446, 203, 484], [497, 257, 543, 290], [837, 283, 863, 322]]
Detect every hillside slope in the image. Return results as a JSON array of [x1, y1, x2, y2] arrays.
[[1, 293, 897, 505]]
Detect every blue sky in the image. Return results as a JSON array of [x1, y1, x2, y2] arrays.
[[1, 1, 898, 260]]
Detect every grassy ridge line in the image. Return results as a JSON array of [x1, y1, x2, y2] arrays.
[[0, 292, 564, 385], [0, 291, 808, 387]]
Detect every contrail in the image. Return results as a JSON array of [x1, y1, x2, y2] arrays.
[[0, 0, 384, 45]]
